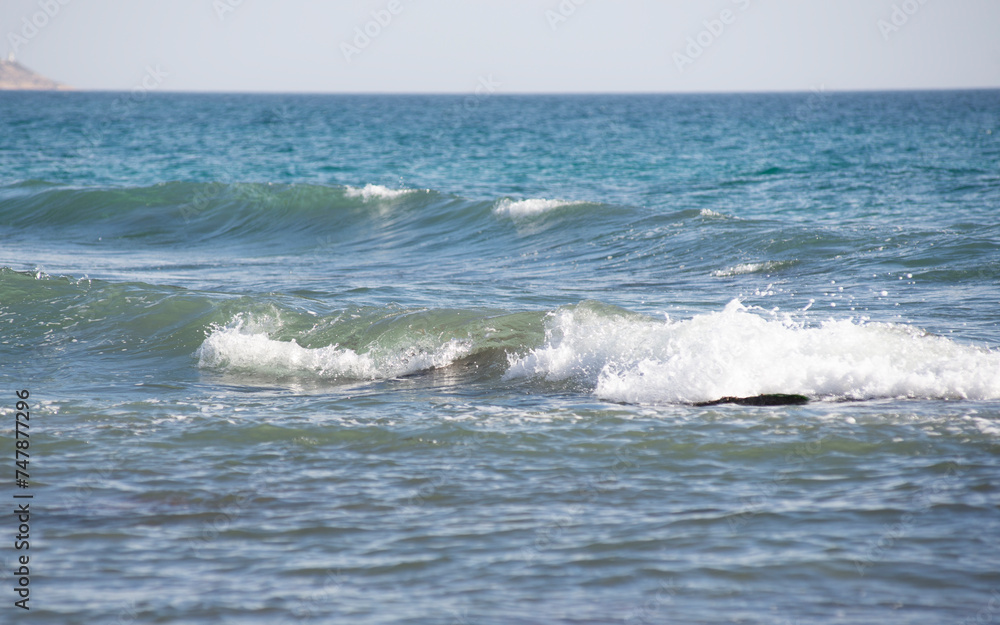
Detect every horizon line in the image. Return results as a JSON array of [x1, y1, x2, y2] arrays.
[[6, 85, 1000, 96]]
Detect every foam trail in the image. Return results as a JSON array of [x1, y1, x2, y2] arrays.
[[506, 300, 1000, 405]]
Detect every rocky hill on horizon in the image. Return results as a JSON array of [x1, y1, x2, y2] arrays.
[[0, 59, 72, 90]]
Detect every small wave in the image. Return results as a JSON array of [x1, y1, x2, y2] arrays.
[[712, 260, 797, 277], [197, 314, 471, 381], [344, 184, 421, 202], [0, 181, 448, 247], [699, 208, 735, 219], [753, 166, 786, 176], [493, 198, 585, 218], [506, 300, 1000, 405]]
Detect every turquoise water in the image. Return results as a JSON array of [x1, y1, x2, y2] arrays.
[[1, 91, 999, 624]]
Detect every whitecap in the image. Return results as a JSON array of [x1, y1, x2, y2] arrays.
[[197, 315, 470, 380], [506, 300, 1000, 405], [493, 198, 585, 218], [699, 208, 735, 219], [344, 184, 419, 202], [712, 261, 796, 277]]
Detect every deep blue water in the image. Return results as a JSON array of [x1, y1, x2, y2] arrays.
[[1, 90, 999, 624]]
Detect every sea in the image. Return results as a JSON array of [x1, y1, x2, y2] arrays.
[[1, 90, 998, 624]]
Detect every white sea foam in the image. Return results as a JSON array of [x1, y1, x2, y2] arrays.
[[493, 198, 584, 218], [344, 184, 418, 202], [699, 208, 734, 219], [506, 300, 1000, 405], [197, 315, 470, 380], [712, 261, 794, 277]]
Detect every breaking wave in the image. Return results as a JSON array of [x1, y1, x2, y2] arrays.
[[506, 300, 1000, 404], [493, 198, 587, 218]]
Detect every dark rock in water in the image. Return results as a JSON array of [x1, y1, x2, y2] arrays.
[[695, 394, 810, 407]]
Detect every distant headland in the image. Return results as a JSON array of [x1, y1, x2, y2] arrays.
[[0, 55, 72, 90]]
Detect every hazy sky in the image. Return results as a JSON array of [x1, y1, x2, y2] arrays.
[[3, 0, 999, 93]]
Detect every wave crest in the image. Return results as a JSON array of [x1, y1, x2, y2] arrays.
[[344, 184, 422, 202], [493, 198, 585, 218], [197, 314, 472, 381], [506, 300, 1000, 404], [712, 260, 798, 277]]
